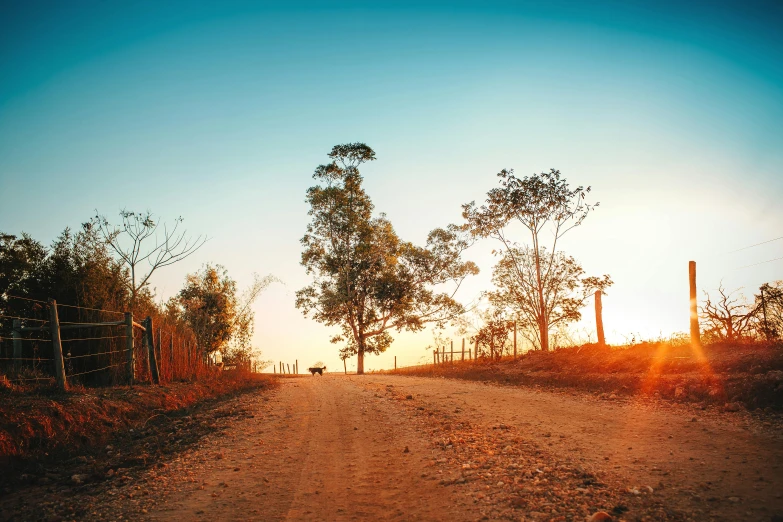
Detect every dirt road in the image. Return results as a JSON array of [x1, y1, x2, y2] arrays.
[[3, 375, 782, 521]]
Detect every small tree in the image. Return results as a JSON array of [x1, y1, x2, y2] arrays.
[[700, 283, 758, 341], [177, 266, 276, 362], [489, 246, 612, 350], [472, 309, 513, 359], [297, 143, 478, 374], [463, 169, 600, 351], [93, 210, 207, 310]]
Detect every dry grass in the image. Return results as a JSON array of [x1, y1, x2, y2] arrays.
[[0, 371, 276, 469], [385, 340, 783, 411]]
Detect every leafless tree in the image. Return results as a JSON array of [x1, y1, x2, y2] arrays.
[[700, 283, 758, 341], [93, 210, 207, 309]]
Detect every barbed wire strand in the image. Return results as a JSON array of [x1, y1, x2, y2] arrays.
[[727, 236, 783, 254], [7, 376, 53, 382], [65, 350, 121, 359], [0, 336, 52, 342], [58, 321, 124, 326], [737, 256, 783, 270], [0, 357, 52, 361], [55, 302, 125, 316], [0, 314, 48, 323], [68, 361, 127, 377], [61, 335, 127, 343], [5, 295, 48, 304]]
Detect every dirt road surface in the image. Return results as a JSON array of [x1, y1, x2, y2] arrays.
[[2, 375, 782, 521]]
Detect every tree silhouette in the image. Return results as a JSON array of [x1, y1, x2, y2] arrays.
[[297, 143, 478, 374], [93, 210, 207, 310], [463, 169, 603, 351]]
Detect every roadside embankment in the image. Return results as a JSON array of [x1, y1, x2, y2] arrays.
[[386, 341, 783, 412], [0, 373, 276, 471]]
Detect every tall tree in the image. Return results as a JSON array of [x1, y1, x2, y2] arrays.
[[463, 169, 601, 351], [297, 143, 478, 374], [93, 210, 207, 310]]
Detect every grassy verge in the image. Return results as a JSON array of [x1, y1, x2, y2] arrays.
[[0, 372, 276, 470], [385, 341, 783, 411]]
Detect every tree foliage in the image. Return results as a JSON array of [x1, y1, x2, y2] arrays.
[[757, 281, 783, 340], [297, 143, 478, 373], [472, 309, 513, 359], [176, 265, 277, 360], [463, 169, 607, 351]]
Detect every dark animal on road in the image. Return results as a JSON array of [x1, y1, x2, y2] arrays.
[[308, 367, 325, 376]]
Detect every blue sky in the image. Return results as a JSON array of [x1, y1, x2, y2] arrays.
[[1, 1, 782, 370]]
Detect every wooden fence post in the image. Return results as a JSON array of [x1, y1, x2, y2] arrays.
[[287, 363, 291, 374], [296, 359, 299, 374], [450, 340, 454, 363], [689, 261, 700, 347], [11, 319, 22, 372], [761, 287, 770, 340], [48, 299, 67, 392], [145, 317, 160, 384], [513, 321, 517, 358], [124, 312, 134, 385], [169, 334, 174, 381], [394, 355, 397, 370], [462, 338, 465, 360], [595, 290, 606, 347]]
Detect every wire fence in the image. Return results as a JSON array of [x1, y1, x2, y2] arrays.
[[0, 296, 209, 390]]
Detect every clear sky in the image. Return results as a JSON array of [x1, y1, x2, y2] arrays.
[[1, 0, 782, 372]]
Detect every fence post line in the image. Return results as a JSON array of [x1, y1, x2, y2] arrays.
[[124, 312, 134, 385], [296, 359, 299, 374], [287, 363, 291, 374], [513, 321, 517, 359], [689, 261, 700, 347], [48, 299, 67, 392], [145, 317, 160, 384], [394, 355, 397, 370], [595, 290, 606, 347], [11, 319, 22, 372]]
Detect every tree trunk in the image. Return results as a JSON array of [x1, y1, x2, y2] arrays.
[[357, 349, 364, 375], [538, 315, 549, 352], [533, 246, 549, 352]]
